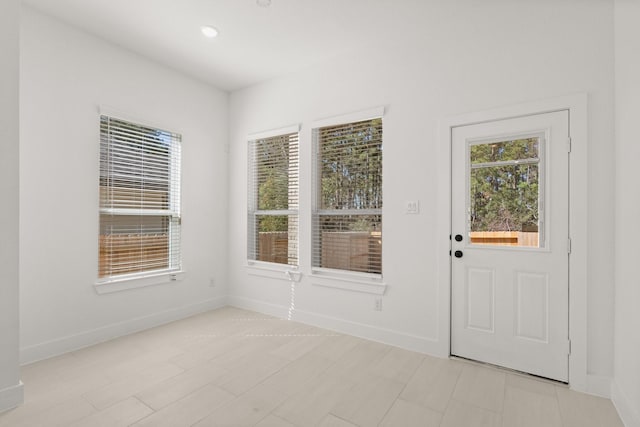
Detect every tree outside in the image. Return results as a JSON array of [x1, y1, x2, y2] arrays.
[[469, 137, 540, 233], [256, 135, 295, 233], [319, 118, 382, 215], [315, 118, 383, 273], [252, 132, 299, 265]]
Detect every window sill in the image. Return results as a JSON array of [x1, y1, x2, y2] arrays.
[[94, 271, 185, 294], [246, 262, 302, 282], [311, 268, 386, 295]]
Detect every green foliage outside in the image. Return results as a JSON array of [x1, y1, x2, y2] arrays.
[[256, 119, 383, 234], [319, 118, 382, 232], [258, 174, 289, 232], [255, 127, 538, 235], [470, 138, 540, 232], [256, 136, 292, 232]]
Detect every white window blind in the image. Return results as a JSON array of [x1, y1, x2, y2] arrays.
[[248, 130, 299, 266], [313, 117, 382, 275], [99, 115, 182, 281]]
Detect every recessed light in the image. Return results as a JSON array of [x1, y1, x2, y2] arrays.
[[256, 0, 271, 7], [200, 25, 219, 38]]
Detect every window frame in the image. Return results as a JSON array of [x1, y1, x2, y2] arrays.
[[247, 124, 300, 270], [311, 107, 385, 283], [466, 132, 546, 249], [96, 110, 183, 292]]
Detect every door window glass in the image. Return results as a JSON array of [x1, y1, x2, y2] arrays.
[[468, 136, 543, 248]]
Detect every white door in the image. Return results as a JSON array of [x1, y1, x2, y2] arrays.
[[451, 111, 570, 382]]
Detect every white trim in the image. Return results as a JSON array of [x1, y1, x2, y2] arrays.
[[227, 296, 444, 356], [310, 268, 386, 295], [316, 209, 381, 216], [612, 380, 640, 427], [0, 382, 23, 414], [437, 93, 588, 392], [246, 262, 301, 281], [311, 266, 382, 281], [586, 374, 612, 398], [253, 209, 299, 216], [99, 208, 180, 216], [20, 297, 226, 365], [311, 278, 386, 295], [244, 262, 385, 292], [98, 105, 183, 136], [94, 270, 185, 294], [311, 106, 385, 129], [247, 124, 300, 141]]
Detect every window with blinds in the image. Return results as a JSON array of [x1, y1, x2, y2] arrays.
[[98, 115, 182, 281], [313, 117, 383, 275], [248, 130, 299, 266]]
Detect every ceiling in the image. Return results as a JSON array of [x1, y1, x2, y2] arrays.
[[23, 0, 421, 91]]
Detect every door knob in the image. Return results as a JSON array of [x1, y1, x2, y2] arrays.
[[454, 250, 463, 258], [455, 234, 463, 242]]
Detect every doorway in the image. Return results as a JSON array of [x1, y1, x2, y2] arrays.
[[450, 111, 570, 382]]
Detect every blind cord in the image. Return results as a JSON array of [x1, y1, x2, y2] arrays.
[[285, 270, 302, 320]]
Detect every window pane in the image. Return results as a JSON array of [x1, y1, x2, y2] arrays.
[[313, 116, 383, 275], [248, 131, 299, 266], [100, 117, 175, 210], [255, 135, 299, 211], [319, 119, 382, 210], [99, 115, 181, 280], [469, 137, 541, 248], [255, 215, 298, 265], [316, 214, 382, 274], [99, 184, 169, 210], [99, 215, 179, 277], [470, 137, 539, 164]]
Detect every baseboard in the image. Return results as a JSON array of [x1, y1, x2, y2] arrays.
[[586, 374, 612, 398], [0, 381, 23, 414], [227, 295, 289, 320], [612, 381, 640, 427], [20, 297, 227, 365], [227, 295, 446, 357]]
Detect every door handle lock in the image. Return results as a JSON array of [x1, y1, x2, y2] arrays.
[[454, 250, 463, 258]]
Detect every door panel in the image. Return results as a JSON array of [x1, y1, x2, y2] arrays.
[[514, 271, 549, 342], [465, 267, 495, 333], [451, 111, 569, 382]]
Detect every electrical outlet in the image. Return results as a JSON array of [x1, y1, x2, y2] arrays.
[[405, 200, 420, 214], [374, 297, 383, 311]]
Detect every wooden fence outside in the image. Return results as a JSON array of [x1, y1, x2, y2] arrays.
[[256, 231, 383, 273], [255, 231, 537, 271], [257, 232, 290, 264], [469, 231, 539, 247], [320, 231, 382, 273], [99, 234, 169, 277]]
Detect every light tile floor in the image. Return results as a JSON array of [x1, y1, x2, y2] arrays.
[[0, 307, 624, 427]]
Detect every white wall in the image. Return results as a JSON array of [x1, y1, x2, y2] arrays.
[[228, 0, 615, 388], [0, 0, 24, 413], [613, 1, 640, 425], [19, 6, 229, 363]]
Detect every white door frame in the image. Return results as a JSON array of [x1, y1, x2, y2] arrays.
[[436, 94, 588, 392]]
